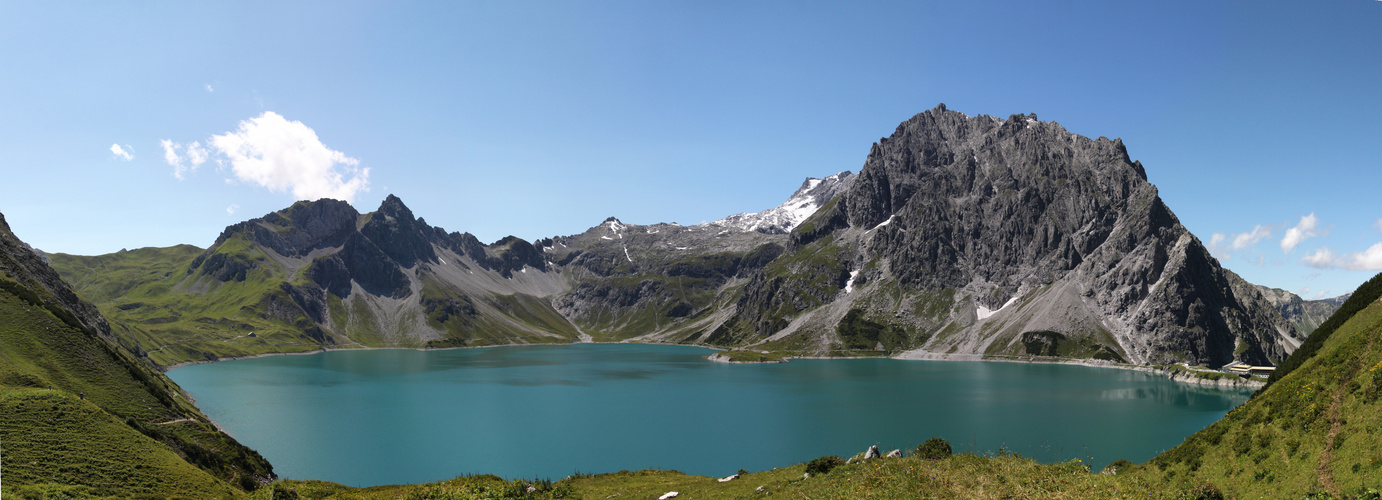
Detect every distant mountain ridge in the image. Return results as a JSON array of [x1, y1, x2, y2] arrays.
[[1252, 283, 1345, 336], [708, 171, 855, 234], [51, 105, 1305, 368]]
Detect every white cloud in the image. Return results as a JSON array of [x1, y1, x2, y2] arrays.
[[1301, 247, 1337, 269], [227, 204, 239, 215], [109, 143, 133, 161], [162, 139, 187, 179], [1374, 219, 1382, 234], [209, 111, 369, 203], [1232, 225, 1271, 250], [1341, 242, 1382, 271], [1297, 243, 1382, 271], [205, 83, 214, 93], [187, 141, 208, 166], [1280, 213, 1320, 253], [161, 140, 209, 180], [1313, 290, 1329, 300], [1208, 225, 1271, 260]]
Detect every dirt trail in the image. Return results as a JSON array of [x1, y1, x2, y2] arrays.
[[1315, 389, 1342, 496]]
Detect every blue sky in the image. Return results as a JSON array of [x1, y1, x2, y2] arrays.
[[1, 1, 1378, 300]]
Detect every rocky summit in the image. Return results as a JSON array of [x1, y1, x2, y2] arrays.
[[52, 105, 1312, 368], [713, 104, 1304, 366]]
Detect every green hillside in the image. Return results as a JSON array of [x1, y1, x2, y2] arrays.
[[49, 240, 343, 368], [1144, 272, 1382, 498], [0, 388, 241, 499], [1, 214, 274, 498]]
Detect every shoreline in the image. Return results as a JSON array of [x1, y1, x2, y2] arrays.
[[162, 339, 709, 371], [163, 341, 1265, 391]]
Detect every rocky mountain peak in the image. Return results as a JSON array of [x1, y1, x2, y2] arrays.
[[360, 194, 436, 269], [811, 104, 1298, 365], [376, 194, 417, 222]]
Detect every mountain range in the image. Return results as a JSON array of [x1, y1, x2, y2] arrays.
[[49, 105, 1339, 370], [6, 104, 1377, 498]]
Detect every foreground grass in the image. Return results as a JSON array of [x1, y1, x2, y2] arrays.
[[0, 279, 272, 496], [243, 452, 1250, 500], [0, 389, 241, 499]]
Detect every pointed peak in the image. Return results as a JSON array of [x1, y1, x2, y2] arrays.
[[376, 194, 415, 221]]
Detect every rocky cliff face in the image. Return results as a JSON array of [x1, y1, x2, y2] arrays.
[[51, 105, 1305, 368], [719, 105, 1301, 366], [0, 213, 112, 340]]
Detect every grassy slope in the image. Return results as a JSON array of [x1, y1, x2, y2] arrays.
[[248, 454, 1191, 500], [1146, 287, 1382, 498], [0, 389, 240, 499], [50, 242, 331, 367], [0, 278, 272, 497]]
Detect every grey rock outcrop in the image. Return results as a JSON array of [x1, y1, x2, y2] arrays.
[[722, 104, 1301, 366], [864, 445, 880, 459]]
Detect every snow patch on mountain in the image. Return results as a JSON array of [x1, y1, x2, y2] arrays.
[[705, 171, 855, 234], [976, 296, 1020, 320]]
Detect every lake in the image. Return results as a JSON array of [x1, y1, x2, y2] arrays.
[[168, 343, 1249, 487]]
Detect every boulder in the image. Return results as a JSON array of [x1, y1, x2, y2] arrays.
[[885, 449, 902, 458], [864, 445, 880, 459]]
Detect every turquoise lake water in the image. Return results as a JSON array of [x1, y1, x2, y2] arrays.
[[168, 343, 1250, 487]]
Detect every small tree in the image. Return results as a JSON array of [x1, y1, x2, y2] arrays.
[[915, 437, 952, 460], [1102, 459, 1134, 475], [805, 455, 843, 475]]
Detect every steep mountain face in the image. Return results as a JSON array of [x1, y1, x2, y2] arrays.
[[0, 212, 273, 495], [52, 105, 1303, 369], [714, 105, 1300, 366]]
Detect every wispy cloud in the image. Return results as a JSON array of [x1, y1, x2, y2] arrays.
[[1208, 233, 1231, 258], [161, 139, 208, 180], [187, 141, 208, 166], [1374, 219, 1382, 234], [1208, 225, 1272, 260], [109, 143, 133, 161], [1301, 247, 1337, 269], [1299, 243, 1382, 271], [1343, 243, 1382, 271], [205, 83, 214, 93], [227, 204, 239, 215], [1233, 225, 1271, 250], [1281, 213, 1320, 253], [209, 111, 369, 203]]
